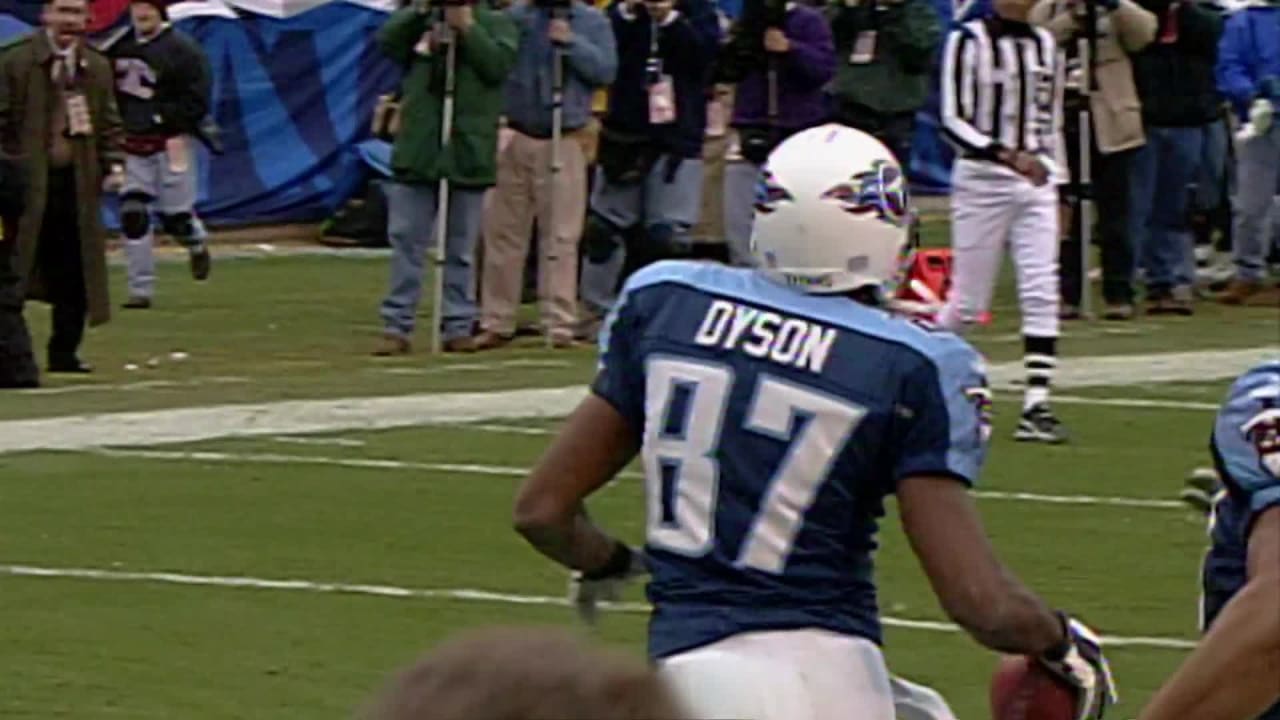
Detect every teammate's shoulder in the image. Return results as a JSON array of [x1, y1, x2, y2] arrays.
[[1227, 361, 1280, 397], [1217, 361, 1280, 478], [620, 259, 752, 297], [1220, 361, 1280, 425]]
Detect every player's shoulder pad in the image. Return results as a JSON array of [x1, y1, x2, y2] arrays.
[[883, 311, 985, 378], [1219, 360, 1280, 479], [617, 259, 741, 299]]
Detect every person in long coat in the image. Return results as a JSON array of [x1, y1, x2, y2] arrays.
[[0, 0, 124, 374]]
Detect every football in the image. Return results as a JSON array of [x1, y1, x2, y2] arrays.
[[990, 655, 1077, 720]]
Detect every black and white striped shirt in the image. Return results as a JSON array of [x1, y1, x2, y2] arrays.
[[940, 18, 1064, 166]]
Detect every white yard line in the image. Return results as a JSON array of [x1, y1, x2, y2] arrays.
[[0, 563, 1196, 650], [995, 393, 1221, 411], [269, 436, 367, 448], [93, 449, 1186, 510], [467, 423, 557, 436], [18, 376, 250, 396], [0, 347, 1273, 456], [376, 359, 574, 376]]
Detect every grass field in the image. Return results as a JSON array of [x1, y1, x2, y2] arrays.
[[1, 245, 1276, 719]]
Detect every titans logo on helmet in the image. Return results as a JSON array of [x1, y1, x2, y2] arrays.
[[754, 169, 793, 215], [820, 160, 910, 227]]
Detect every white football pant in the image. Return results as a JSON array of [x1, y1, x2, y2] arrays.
[[657, 628, 958, 720], [938, 159, 1060, 338]]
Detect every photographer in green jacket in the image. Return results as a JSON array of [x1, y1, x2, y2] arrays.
[[828, 0, 941, 165], [373, 0, 518, 356]]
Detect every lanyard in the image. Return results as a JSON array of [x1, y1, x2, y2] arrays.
[[647, 15, 664, 81]]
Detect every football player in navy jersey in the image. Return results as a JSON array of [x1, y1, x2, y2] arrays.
[[1140, 362, 1280, 720], [513, 124, 1115, 720]]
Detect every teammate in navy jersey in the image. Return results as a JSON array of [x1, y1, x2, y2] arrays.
[[513, 124, 1115, 720], [1140, 362, 1280, 720]]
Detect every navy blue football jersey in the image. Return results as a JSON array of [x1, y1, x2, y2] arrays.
[[1201, 361, 1280, 720], [592, 261, 992, 659]]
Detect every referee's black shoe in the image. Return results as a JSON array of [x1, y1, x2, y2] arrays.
[[1014, 403, 1068, 444]]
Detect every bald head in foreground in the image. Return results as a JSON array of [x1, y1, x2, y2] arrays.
[[362, 627, 686, 720]]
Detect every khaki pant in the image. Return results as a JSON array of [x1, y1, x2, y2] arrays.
[[480, 130, 587, 338]]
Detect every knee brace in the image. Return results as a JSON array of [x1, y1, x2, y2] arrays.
[[120, 192, 151, 240], [583, 212, 624, 264], [160, 211, 195, 240]]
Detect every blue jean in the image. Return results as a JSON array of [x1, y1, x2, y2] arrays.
[[379, 181, 484, 342], [1232, 124, 1280, 282], [1193, 118, 1230, 213], [1129, 126, 1203, 291], [580, 156, 704, 315]]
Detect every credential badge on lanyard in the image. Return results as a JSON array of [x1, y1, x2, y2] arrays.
[[850, 30, 877, 64], [59, 57, 94, 137]]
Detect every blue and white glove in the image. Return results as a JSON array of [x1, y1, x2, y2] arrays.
[[569, 543, 648, 625], [1037, 613, 1119, 720]]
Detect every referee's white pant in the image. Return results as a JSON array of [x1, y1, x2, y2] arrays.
[[938, 159, 1061, 338], [657, 628, 958, 720]]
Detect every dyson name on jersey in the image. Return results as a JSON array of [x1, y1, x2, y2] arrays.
[[694, 299, 837, 374]]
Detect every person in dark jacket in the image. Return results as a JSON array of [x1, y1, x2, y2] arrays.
[[719, 0, 836, 266], [109, 0, 213, 309], [372, 0, 519, 355], [828, 0, 942, 166], [1127, 0, 1221, 314], [0, 214, 38, 388], [578, 0, 719, 319], [1, 0, 125, 375]]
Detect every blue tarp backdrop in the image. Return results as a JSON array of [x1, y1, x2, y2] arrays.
[[0, 0, 990, 225]]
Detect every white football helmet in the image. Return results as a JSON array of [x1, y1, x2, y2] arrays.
[[750, 123, 912, 295]]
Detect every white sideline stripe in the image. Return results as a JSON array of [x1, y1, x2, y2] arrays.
[[94, 449, 1186, 510], [0, 564, 1196, 651], [0, 347, 1273, 456], [0, 386, 587, 456]]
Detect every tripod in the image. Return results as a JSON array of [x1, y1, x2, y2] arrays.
[[1072, 0, 1099, 319], [429, 20, 457, 355]]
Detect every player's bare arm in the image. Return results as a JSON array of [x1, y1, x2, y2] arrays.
[[513, 393, 639, 574], [1139, 505, 1280, 720], [898, 475, 1065, 654]]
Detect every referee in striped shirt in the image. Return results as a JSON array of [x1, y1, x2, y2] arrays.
[[936, 0, 1070, 444]]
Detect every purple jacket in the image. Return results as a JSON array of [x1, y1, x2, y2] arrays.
[[731, 4, 836, 130]]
